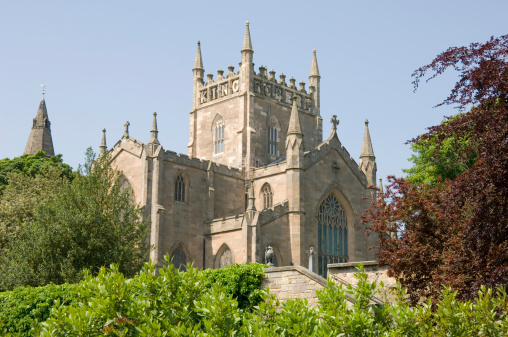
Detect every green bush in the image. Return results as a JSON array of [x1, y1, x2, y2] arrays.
[[34, 262, 508, 336], [0, 283, 78, 336], [202, 263, 266, 311]]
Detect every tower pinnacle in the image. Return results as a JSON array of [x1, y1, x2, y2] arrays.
[[24, 95, 55, 157], [148, 112, 160, 145], [310, 49, 320, 77], [360, 119, 375, 158], [241, 21, 253, 51], [100, 128, 107, 155], [287, 98, 302, 136], [193, 41, 204, 70]]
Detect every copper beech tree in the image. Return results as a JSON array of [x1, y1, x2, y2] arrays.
[[364, 35, 508, 303]]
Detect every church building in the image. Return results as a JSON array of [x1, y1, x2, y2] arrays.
[[100, 22, 378, 277]]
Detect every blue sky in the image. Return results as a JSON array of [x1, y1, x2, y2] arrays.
[[1, 1, 506, 184]]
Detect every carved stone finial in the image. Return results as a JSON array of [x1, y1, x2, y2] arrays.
[[100, 128, 107, 154], [124, 121, 130, 138], [365, 119, 369, 125], [331, 115, 339, 131]]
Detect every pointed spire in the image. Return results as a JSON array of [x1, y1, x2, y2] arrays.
[[193, 41, 204, 70], [148, 112, 160, 145], [310, 49, 320, 77], [287, 98, 302, 135], [36, 96, 48, 120], [241, 21, 253, 52], [24, 94, 54, 157], [361, 119, 375, 158], [100, 129, 107, 155]]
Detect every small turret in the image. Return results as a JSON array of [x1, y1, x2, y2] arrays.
[[308, 49, 321, 114], [192, 41, 205, 109], [99, 128, 107, 155], [24, 94, 55, 157], [359, 119, 377, 187], [286, 98, 304, 169], [240, 21, 254, 93], [193, 41, 204, 71], [148, 112, 160, 145], [241, 21, 253, 52]]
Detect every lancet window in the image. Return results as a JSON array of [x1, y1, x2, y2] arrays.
[[219, 247, 234, 268], [171, 245, 187, 271], [262, 184, 273, 209], [267, 116, 280, 156], [175, 173, 186, 202], [317, 194, 348, 278], [214, 121, 225, 154]]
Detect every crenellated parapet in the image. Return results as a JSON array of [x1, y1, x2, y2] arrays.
[[198, 66, 241, 106], [259, 201, 289, 226], [252, 66, 314, 114]]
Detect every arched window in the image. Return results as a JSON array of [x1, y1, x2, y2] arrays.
[[214, 120, 225, 154], [267, 116, 280, 156], [317, 194, 348, 278], [262, 184, 273, 209], [175, 173, 186, 202], [219, 247, 234, 268], [171, 245, 188, 271]]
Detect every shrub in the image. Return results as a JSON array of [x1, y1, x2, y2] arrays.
[[0, 283, 78, 336], [202, 263, 266, 310]]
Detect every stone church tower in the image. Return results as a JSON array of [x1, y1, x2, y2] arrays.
[[24, 95, 55, 157], [107, 22, 379, 278]]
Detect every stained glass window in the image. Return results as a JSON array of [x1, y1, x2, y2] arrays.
[[268, 126, 277, 155], [317, 194, 348, 278]]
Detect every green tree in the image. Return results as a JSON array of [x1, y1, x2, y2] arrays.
[[0, 151, 72, 194], [403, 116, 475, 186], [0, 149, 149, 290], [0, 167, 65, 253]]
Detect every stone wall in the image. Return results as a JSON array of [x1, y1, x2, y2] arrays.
[[328, 261, 395, 303], [261, 266, 328, 307]]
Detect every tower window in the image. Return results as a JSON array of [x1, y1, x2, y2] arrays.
[[262, 184, 273, 209], [268, 126, 277, 156], [317, 194, 347, 278], [175, 174, 186, 202], [267, 116, 280, 156], [214, 122, 225, 154]]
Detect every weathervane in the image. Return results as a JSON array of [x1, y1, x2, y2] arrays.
[[41, 83, 46, 96]]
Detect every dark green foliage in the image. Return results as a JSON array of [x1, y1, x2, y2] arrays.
[[0, 151, 73, 194], [0, 283, 78, 336], [202, 263, 266, 310], [38, 257, 266, 336], [37, 262, 508, 336], [0, 149, 149, 290]]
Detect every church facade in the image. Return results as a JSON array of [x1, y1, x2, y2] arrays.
[[103, 22, 378, 278]]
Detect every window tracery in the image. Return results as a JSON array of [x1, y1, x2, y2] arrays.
[[171, 245, 187, 271], [262, 184, 273, 209], [317, 194, 348, 278], [175, 173, 186, 202], [267, 116, 280, 156], [214, 121, 225, 154], [219, 247, 234, 268]]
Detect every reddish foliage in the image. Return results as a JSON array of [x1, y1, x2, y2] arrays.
[[364, 35, 508, 303]]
